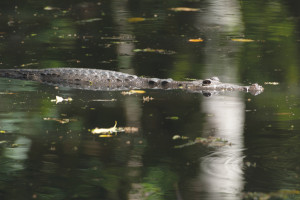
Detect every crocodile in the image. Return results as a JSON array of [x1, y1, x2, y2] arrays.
[[0, 68, 264, 95]]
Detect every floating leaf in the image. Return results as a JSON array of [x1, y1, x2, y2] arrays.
[[188, 38, 203, 42], [121, 90, 146, 95], [91, 99, 117, 102], [143, 96, 154, 103], [130, 90, 146, 94], [99, 135, 114, 138], [273, 113, 292, 116], [51, 96, 73, 104], [44, 6, 60, 11], [231, 38, 254, 42], [0, 130, 6, 134], [169, 7, 200, 12], [0, 92, 16, 95], [172, 135, 189, 140], [133, 48, 176, 55], [264, 82, 279, 85], [91, 121, 124, 134], [43, 117, 76, 124], [127, 17, 146, 23], [172, 135, 181, 140], [21, 62, 39, 67], [77, 18, 102, 24]]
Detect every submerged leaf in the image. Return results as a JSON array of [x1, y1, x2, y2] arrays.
[[165, 116, 179, 120], [127, 17, 146, 23], [174, 136, 229, 148]]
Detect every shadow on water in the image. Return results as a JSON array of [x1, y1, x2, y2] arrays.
[[0, 0, 300, 199]]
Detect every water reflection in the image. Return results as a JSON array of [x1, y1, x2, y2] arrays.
[[200, 95, 245, 199], [187, 0, 246, 199]]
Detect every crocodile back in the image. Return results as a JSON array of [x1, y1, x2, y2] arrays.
[[0, 68, 144, 90], [0, 68, 264, 95]]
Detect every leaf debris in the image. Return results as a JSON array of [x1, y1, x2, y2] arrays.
[[91, 99, 117, 102], [188, 38, 203, 42], [127, 17, 146, 23], [77, 18, 102, 24], [169, 7, 200, 12], [133, 48, 176, 55], [90, 121, 124, 135], [264, 82, 279, 85], [43, 117, 77, 124], [0, 92, 16, 95], [143, 96, 154, 103], [165, 116, 179, 120], [231, 38, 255, 42], [51, 96, 73, 104], [174, 136, 230, 148], [121, 90, 146, 95]]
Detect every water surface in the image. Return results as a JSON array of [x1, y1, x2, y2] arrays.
[[0, 0, 300, 199]]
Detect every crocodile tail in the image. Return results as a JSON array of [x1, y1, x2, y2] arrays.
[[0, 69, 42, 81]]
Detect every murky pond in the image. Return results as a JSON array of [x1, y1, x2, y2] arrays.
[[0, 0, 300, 199]]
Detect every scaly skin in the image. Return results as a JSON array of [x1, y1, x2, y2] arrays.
[[0, 68, 264, 95]]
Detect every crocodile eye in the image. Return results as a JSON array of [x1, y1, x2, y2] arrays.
[[203, 79, 211, 85], [161, 80, 169, 86], [149, 80, 155, 85]]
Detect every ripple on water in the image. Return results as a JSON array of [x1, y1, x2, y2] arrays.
[[197, 146, 245, 196]]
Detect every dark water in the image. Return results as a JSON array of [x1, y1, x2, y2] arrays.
[[0, 0, 300, 199]]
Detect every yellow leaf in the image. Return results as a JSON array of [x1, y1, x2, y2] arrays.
[[129, 90, 146, 94], [188, 38, 203, 42], [99, 135, 114, 137], [127, 17, 145, 23], [169, 7, 200, 12], [0, 130, 6, 134], [231, 38, 254, 42], [122, 90, 146, 95]]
